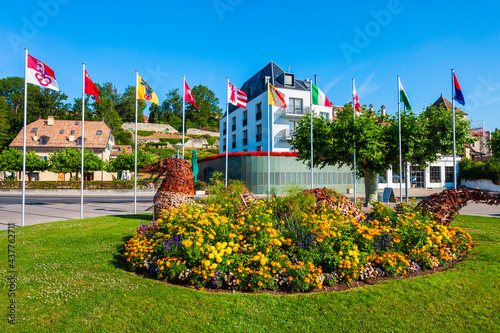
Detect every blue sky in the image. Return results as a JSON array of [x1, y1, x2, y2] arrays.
[[2, 0, 500, 131]]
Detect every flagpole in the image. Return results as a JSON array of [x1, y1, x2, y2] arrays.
[[81, 63, 85, 219], [310, 79, 314, 189], [267, 80, 271, 197], [451, 69, 457, 189], [22, 48, 28, 227], [397, 76, 403, 202], [225, 77, 229, 187], [352, 78, 357, 203], [134, 70, 138, 214], [182, 75, 186, 159]]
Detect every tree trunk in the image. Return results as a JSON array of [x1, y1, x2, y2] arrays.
[[363, 172, 378, 207]]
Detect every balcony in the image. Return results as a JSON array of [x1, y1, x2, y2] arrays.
[[277, 106, 311, 120], [256, 112, 262, 121], [256, 133, 262, 142], [274, 129, 294, 145]]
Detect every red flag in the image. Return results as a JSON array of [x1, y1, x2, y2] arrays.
[[184, 80, 198, 109], [228, 81, 247, 109], [26, 54, 59, 91], [352, 84, 361, 114], [84, 70, 100, 103]]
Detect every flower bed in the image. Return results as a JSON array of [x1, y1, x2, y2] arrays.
[[123, 197, 472, 293]]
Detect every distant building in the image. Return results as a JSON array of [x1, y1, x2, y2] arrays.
[[198, 62, 361, 194], [9, 116, 117, 181]]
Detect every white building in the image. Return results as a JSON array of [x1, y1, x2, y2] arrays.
[[220, 61, 333, 154]]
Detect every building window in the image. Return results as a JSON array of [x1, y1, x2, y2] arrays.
[[27, 173, 39, 181], [71, 130, 75, 135], [243, 111, 247, 127], [430, 166, 441, 183], [284, 73, 295, 86], [392, 172, 405, 183], [231, 117, 236, 131], [59, 129, 64, 134], [97, 130, 102, 135], [223, 138, 226, 152], [232, 134, 236, 149], [257, 145, 262, 152], [445, 166, 454, 183], [31, 128, 38, 133], [223, 122, 227, 136], [288, 98, 302, 114], [109, 134, 114, 142], [243, 149, 247, 152], [84, 173, 94, 181], [256, 124, 262, 142], [77, 138, 83, 145], [243, 130, 248, 146], [256, 103, 262, 121], [75, 121, 79, 125], [320, 112, 329, 120], [40, 136, 48, 145], [378, 171, 387, 183]]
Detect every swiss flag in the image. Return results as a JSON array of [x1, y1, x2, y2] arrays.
[[184, 80, 198, 109], [84, 70, 100, 103]]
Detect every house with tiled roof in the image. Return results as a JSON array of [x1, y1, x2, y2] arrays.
[[9, 116, 116, 181]]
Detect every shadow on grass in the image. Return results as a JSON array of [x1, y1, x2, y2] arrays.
[[114, 213, 153, 221], [110, 234, 133, 271]]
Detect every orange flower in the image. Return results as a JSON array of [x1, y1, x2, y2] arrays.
[[288, 276, 293, 281]]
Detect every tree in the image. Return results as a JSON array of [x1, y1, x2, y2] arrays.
[[109, 150, 157, 174], [149, 86, 222, 130], [48, 148, 105, 180], [0, 97, 12, 150], [0, 147, 47, 179], [91, 82, 123, 131], [488, 130, 500, 159], [115, 86, 146, 123], [292, 103, 472, 205], [186, 85, 223, 129]]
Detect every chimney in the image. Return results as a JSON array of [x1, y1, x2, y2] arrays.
[[47, 116, 54, 126], [381, 105, 386, 116], [369, 104, 374, 114], [33, 136, 38, 142], [69, 135, 75, 142]]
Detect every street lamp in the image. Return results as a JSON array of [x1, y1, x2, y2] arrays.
[[173, 143, 183, 159]]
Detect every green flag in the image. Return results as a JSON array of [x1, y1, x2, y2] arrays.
[[399, 81, 411, 110]]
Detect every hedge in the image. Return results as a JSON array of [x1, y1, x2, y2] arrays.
[[0, 180, 159, 190], [459, 158, 500, 185]]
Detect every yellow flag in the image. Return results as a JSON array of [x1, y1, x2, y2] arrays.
[[269, 83, 287, 108], [137, 74, 159, 105]]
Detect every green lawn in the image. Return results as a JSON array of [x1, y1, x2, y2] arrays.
[[1, 214, 499, 332]]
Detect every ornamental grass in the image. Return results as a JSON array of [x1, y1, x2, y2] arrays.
[[123, 193, 472, 293]]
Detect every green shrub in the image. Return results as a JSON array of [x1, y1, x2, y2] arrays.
[[459, 158, 500, 185], [137, 130, 155, 137]]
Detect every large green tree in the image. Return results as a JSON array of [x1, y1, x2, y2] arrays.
[[489, 130, 500, 159], [48, 147, 105, 180], [0, 97, 12, 150], [115, 86, 146, 123], [149, 86, 222, 130], [0, 147, 48, 179], [292, 104, 472, 205], [91, 82, 123, 132], [108, 150, 157, 173]]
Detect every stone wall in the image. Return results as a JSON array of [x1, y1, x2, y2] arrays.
[[121, 123, 178, 133]]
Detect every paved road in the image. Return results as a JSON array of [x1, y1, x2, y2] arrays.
[[0, 194, 154, 205], [1, 188, 498, 230]]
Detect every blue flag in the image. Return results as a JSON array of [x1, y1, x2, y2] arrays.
[[453, 73, 465, 106]]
